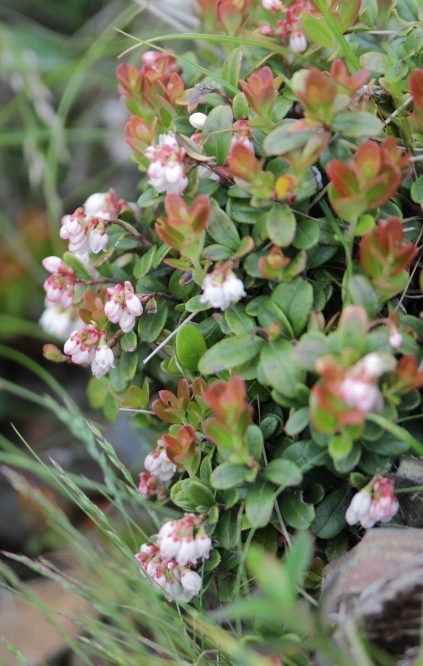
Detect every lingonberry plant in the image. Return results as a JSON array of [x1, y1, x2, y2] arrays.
[[38, 0, 423, 661]]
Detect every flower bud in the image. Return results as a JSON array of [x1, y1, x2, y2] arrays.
[[42, 344, 68, 362], [189, 112, 207, 129]]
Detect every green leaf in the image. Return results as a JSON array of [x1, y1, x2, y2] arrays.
[[263, 128, 315, 157], [221, 47, 243, 96], [136, 276, 168, 295], [63, 252, 92, 280], [202, 105, 233, 166], [334, 441, 362, 474], [266, 204, 297, 247], [257, 300, 294, 338], [271, 278, 313, 338], [198, 334, 264, 374], [103, 392, 120, 421], [411, 175, 423, 204], [359, 52, 390, 73], [292, 218, 320, 250], [285, 407, 310, 436], [311, 488, 351, 539], [246, 479, 275, 528], [119, 351, 138, 381], [286, 531, 313, 587], [211, 463, 249, 489], [214, 510, 238, 549], [203, 244, 233, 261], [258, 339, 306, 397], [280, 489, 315, 530], [362, 430, 410, 456], [300, 12, 334, 48], [245, 424, 264, 460], [207, 207, 240, 251], [264, 459, 303, 488], [87, 377, 109, 408], [182, 478, 216, 507], [331, 112, 383, 138], [137, 188, 165, 208], [328, 433, 353, 461], [348, 274, 380, 319], [225, 303, 255, 335], [133, 246, 157, 278], [120, 331, 137, 352], [138, 302, 168, 343], [176, 324, 207, 371]]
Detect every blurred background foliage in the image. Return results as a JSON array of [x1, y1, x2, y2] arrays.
[[0, 0, 194, 558]]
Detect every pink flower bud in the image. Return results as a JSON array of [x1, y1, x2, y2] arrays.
[[345, 489, 372, 526], [289, 31, 307, 53], [94, 344, 115, 370], [262, 0, 282, 9], [389, 330, 403, 350], [144, 452, 162, 474], [104, 299, 123, 323], [340, 377, 379, 412], [125, 293, 143, 317], [42, 256, 64, 273], [72, 345, 91, 364], [195, 533, 212, 559]]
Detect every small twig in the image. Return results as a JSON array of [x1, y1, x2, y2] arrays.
[[108, 330, 124, 348], [383, 95, 413, 127], [77, 278, 120, 286], [261, 444, 292, 549], [140, 291, 175, 303], [142, 312, 197, 365], [119, 408, 155, 414], [107, 218, 152, 247]]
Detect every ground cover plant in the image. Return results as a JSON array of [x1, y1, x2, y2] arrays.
[[5, 0, 423, 664]]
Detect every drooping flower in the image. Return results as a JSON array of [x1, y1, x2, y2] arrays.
[[289, 30, 307, 53], [135, 543, 203, 603], [346, 476, 399, 529], [189, 112, 207, 129], [157, 513, 212, 566], [42, 257, 76, 309], [138, 473, 168, 501], [145, 132, 188, 196], [104, 281, 143, 332], [200, 266, 246, 311], [92, 337, 115, 378], [60, 207, 108, 255], [63, 325, 115, 378]]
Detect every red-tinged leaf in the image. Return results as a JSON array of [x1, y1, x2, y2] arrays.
[[78, 308, 92, 325], [300, 132, 331, 169], [328, 186, 368, 222], [326, 161, 358, 196], [164, 194, 188, 221], [190, 195, 211, 233], [390, 244, 418, 276], [410, 68, 423, 114], [359, 235, 386, 278], [152, 399, 186, 424], [379, 216, 404, 247], [354, 141, 382, 181], [177, 378, 191, 407], [203, 417, 242, 449], [217, 0, 243, 35], [84, 290, 98, 312], [364, 165, 401, 208]]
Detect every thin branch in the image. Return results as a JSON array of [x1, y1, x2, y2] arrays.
[[142, 312, 197, 365], [107, 218, 152, 247]]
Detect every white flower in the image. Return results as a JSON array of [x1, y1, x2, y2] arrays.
[[89, 228, 108, 254], [262, 0, 282, 9], [146, 132, 188, 196], [289, 31, 307, 53], [189, 112, 207, 129], [176, 537, 199, 566], [345, 489, 372, 526], [339, 377, 379, 412], [358, 352, 395, 379], [144, 452, 162, 474], [83, 193, 108, 217], [93, 344, 115, 377], [389, 330, 403, 350], [104, 298, 122, 323], [195, 533, 212, 560], [180, 570, 202, 595], [39, 305, 82, 340], [200, 271, 246, 311], [160, 533, 182, 560], [119, 309, 136, 333]]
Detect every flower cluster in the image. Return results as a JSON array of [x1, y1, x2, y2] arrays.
[[138, 439, 177, 500], [200, 265, 246, 311], [60, 207, 108, 255], [261, 0, 307, 53], [63, 325, 115, 378], [157, 513, 212, 566], [145, 132, 188, 196], [346, 476, 399, 529], [104, 281, 143, 333], [135, 543, 202, 603], [43, 256, 76, 309]]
